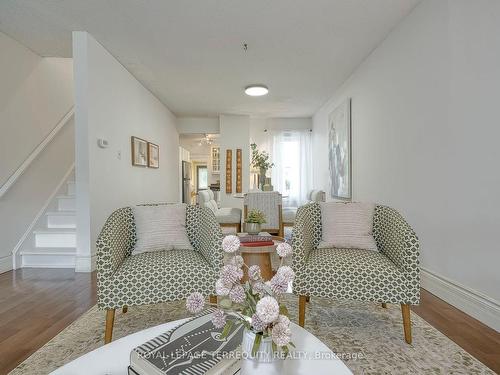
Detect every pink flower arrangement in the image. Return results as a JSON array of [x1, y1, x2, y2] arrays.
[[186, 234, 294, 354]]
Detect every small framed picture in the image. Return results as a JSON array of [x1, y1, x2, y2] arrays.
[[131, 136, 148, 167], [148, 142, 159, 168]]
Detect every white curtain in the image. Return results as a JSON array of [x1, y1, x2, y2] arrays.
[[271, 129, 313, 207]]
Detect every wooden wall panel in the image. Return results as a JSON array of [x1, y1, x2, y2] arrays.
[[225, 149, 232, 194], [236, 149, 242, 193]]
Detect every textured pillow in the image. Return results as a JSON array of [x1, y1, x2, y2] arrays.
[[204, 200, 218, 214], [132, 204, 193, 255], [318, 202, 378, 251]]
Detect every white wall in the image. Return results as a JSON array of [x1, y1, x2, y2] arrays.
[[312, 0, 500, 327], [0, 31, 74, 186], [73, 32, 179, 271], [219, 115, 250, 209], [0, 32, 74, 273], [177, 117, 220, 134]]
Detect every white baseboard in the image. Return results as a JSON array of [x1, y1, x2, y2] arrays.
[[75, 254, 96, 272], [421, 267, 500, 332], [0, 255, 12, 274]]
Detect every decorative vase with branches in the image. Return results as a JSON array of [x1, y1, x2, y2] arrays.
[[250, 143, 274, 190]]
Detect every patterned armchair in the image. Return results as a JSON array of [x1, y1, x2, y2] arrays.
[[292, 202, 420, 344], [96, 204, 223, 343]]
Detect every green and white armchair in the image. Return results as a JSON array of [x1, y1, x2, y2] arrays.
[[96, 204, 223, 343], [292, 202, 420, 344]]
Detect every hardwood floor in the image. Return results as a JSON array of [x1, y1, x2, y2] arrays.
[[412, 289, 500, 373], [0, 269, 498, 374], [0, 268, 96, 375]]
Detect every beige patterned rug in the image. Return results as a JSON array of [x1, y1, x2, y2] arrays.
[[11, 295, 494, 374]]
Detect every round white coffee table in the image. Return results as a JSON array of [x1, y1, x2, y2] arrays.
[[51, 319, 352, 375]]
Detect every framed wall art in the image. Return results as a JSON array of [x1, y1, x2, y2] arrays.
[[328, 98, 352, 200], [131, 136, 148, 167], [147, 142, 159, 168]]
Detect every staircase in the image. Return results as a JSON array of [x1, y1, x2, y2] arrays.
[[19, 179, 77, 268]]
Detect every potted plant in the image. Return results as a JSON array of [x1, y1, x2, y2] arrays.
[[250, 143, 274, 190], [245, 209, 266, 235], [186, 236, 295, 374]]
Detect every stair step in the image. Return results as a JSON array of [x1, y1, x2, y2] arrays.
[[34, 229, 76, 248], [46, 211, 76, 228], [67, 181, 75, 196], [20, 247, 76, 255], [20, 248, 76, 268], [57, 195, 75, 211]]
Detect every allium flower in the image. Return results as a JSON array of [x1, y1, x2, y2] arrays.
[[256, 296, 280, 324], [269, 273, 288, 295], [215, 278, 230, 296], [230, 255, 244, 268], [222, 235, 240, 253], [211, 309, 227, 329], [229, 284, 245, 303], [251, 313, 267, 332], [276, 314, 290, 327], [276, 266, 295, 283], [276, 242, 292, 258], [186, 292, 205, 314], [272, 321, 292, 346], [251, 281, 265, 294], [248, 265, 261, 281], [220, 264, 243, 285]]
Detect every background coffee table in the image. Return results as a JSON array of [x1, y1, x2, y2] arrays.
[[239, 235, 284, 281], [51, 318, 352, 375]]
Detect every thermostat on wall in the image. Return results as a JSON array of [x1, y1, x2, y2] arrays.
[[97, 139, 109, 148]]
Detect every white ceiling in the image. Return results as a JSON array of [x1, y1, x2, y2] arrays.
[[180, 134, 219, 154], [0, 0, 420, 117]]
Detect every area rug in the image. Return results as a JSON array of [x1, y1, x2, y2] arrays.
[[11, 295, 494, 374]]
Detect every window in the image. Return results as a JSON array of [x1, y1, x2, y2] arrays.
[[271, 130, 313, 207], [197, 165, 208, 191]]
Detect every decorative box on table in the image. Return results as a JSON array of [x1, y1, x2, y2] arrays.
[[129, 310, 243, 375]]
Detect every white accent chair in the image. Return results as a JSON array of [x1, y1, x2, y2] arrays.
[[282, 190, 326, 226], [198, 190, 241, 233], [244, 191, 283, 237]]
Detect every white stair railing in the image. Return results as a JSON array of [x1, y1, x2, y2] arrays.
[[0, 107, 74, 198]]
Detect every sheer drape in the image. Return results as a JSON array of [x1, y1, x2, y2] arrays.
[[271, 130, 313, 207]]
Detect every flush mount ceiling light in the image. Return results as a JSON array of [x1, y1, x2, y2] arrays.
[[245, 85, 269, 96]]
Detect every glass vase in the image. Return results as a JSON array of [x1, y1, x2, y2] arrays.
[[240, 328, 284, 375]]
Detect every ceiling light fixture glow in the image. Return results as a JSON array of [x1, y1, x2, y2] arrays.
[[245, 85, 269, 96]]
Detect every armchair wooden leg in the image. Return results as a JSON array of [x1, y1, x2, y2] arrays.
[[104, 309, 116, 344], [122, 305, 128, 313], [209, 295, 218, 304], [381, 303, 387, 308], [401, 304, 412, 344], [299, 295, 307, 327]]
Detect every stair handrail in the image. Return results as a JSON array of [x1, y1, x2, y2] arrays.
[[0, 107, 75, 198]]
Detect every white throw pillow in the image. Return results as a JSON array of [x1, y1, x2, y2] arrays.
[[132, 204, 193, 255], [318, 202, 378, 251]]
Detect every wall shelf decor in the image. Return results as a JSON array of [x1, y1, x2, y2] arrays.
[[236, 148, 242, 193], [225, 149, 232, 194]]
